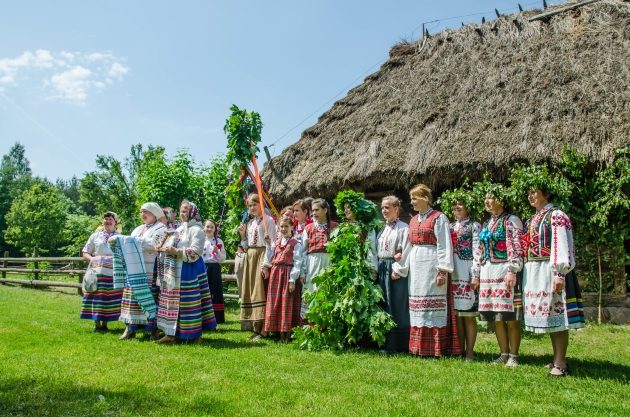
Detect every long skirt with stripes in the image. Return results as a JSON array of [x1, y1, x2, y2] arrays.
[[264, 265, 301, 333], [240, 247, 267, 330], [205, 262, 225, 323], [158, 257, 217, 339], [80, 256, 122, 322], [123, 258, 160, 331], [408, 278, 461, 357]]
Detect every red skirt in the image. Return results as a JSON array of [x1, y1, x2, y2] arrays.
[[409, 287, 461, 357], [264, 264, 299, 332]]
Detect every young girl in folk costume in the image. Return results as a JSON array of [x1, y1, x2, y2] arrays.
[[80, 212, 123, 332], [471, 187, 523, 367], [202, 220, 227, 324], [377, 196, 410, 353], [449, 200, 482, 361], [117, 202, 167, 340], [392, 184, 460, 358], [522, 188, 585, 376], [155, 200, 217, 344], [299, 198, 338, 319], [238, 193, 277, 340], [262, 217, 304, 342], [292, 199, 312, 241]]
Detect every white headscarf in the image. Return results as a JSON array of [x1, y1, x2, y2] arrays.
[[141, 202, 164, 219]]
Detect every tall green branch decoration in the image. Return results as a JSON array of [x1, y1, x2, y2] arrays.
[[295, 190, 394, 351], [223, 105, 263, 251]]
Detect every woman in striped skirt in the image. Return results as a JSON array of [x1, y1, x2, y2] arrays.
[[156, 200, 217, 344], [80, 212, 123, 331]]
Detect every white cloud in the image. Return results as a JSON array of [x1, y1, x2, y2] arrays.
[[49, 66, 92, 104], [0, 49, 128, 104]]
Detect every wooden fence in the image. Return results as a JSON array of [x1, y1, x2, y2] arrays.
[[0, 255, 239, 299]]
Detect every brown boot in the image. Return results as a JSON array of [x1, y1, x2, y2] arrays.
[[157, 335, 177, 344]]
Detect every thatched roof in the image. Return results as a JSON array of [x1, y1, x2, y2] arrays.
[[263, 0, 630, 205]]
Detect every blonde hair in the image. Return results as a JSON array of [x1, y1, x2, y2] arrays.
[[410, 184, 433, 205], [247, 194, 259, 204], [381, 195, 401, 207], [278, 216, 294, 227]]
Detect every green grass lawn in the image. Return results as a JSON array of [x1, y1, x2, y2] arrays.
[[0, 285, 628, 417]]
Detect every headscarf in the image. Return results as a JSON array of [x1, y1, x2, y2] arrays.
[[141, 202, 165, 220], [186, 201, 202, 228]]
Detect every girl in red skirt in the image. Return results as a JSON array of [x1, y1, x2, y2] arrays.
[[262, 217, 304, 342]]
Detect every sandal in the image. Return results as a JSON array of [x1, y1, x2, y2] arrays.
[[545, 362, 570, 372], [492, 353, 509, 365], [505, 354, 519, 368], [549, 365, 569, 377]]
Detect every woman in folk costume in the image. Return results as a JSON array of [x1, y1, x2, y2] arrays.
[[392, 184, 460, 358], [377, 196, 410, 353], [80, 211, 123, 332], [448, 199, 482, 361], [238, 193, 277, 340], [115, 202, 167, 340], [262, 216, 304, 342], [202, 219, 226, 324], [292, 199, 312, 242], [155, 200, 217, 344], [471, 186, 523, 367], [522, 187, 585, 376], [299, 198, 338, 320]]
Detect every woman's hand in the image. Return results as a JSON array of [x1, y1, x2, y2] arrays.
[[289, 282, 296, 293], [436, 271, 448, 286], [238, 223, 246, 239], [107, 237, 116, 245], [391, 272, 400, 280], [394, 252, 402, 262], [505, 271, 517, 289], [262, 266, 270, 279], [300, 276, 305, 285], [471, 278, 480, 291]]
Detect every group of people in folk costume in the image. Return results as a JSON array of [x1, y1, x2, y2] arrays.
[[80, 201, 225, 344], [79, 181, 585, 376]]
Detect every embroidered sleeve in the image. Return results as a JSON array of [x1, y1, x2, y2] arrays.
[[434, 213, 454, 273], [505, 215, 524, 273], [469, 222, 481, 278], [215, 238, 227, 263], [550, 210, 575, 280], [179, 227, 204, 263], [267, 216, 277, 244], [82, 232, 97, 255], [392, 232, 412, 277], [290, 242, 304, 283], [263, 240, 275, 269], [398, 224, 410, 255], [471, 223, 485, 280]]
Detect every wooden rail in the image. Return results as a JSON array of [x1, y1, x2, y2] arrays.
[[0, 255, 240, 299]]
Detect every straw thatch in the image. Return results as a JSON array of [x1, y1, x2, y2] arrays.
[[262, 0, 630, 205]]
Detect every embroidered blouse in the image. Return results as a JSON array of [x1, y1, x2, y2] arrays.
[[472, 212, 523, 279], [392, 209, 454, 277], [450, 219, 481, 261], [263, 237, 304, 283], [82, 230, 117, 257], [377, 219, 409, 260], [524, 203, 575, 280], [240, 215, 277, 249], [168, 223, 206, 263], [202, 237, 226, 264]]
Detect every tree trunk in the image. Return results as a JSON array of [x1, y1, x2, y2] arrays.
[[597, 245, 603, 324]]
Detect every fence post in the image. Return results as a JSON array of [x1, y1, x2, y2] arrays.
[[1, 251, 7, 282], [33, 247, 40, 281]]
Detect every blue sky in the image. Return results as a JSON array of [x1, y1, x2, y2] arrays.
[[0, 0, 564, 180]]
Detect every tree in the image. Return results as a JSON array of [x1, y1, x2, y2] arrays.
[[5, 180, 70, 256], [60, 213, 102, 256], [0, 142, 33, 253], [80, 144, 164, 233]]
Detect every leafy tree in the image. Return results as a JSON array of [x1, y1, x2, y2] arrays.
[[61, 213, 102, 256], [5, 180, 70, 256], [0, 142, 33, 253], [80, 144, 164, 232]]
